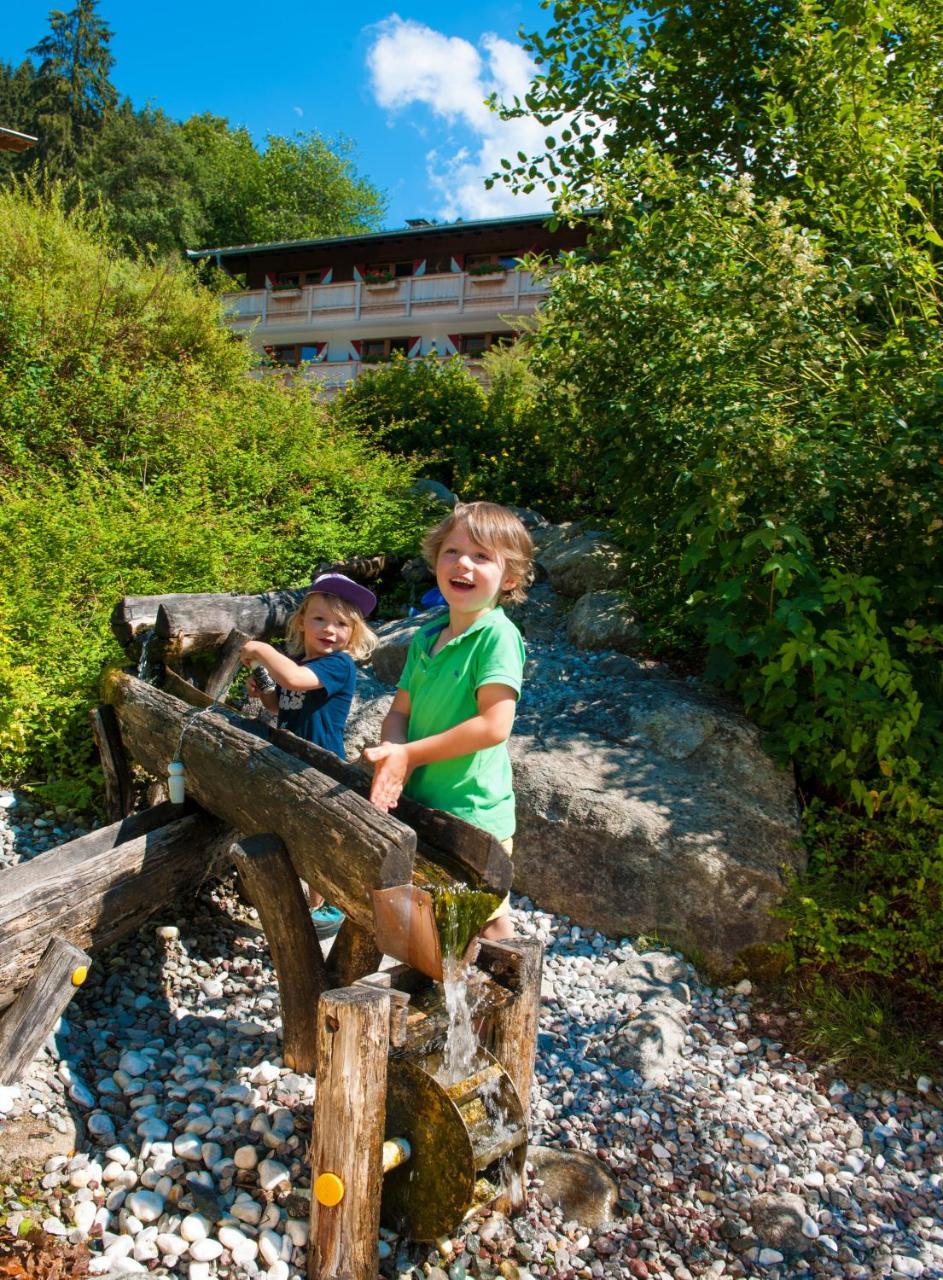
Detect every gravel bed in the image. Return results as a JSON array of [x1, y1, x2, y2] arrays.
[[1, 788, 941, 1280]]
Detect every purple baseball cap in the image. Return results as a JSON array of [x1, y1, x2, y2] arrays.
[[304, 572, 377, 617]]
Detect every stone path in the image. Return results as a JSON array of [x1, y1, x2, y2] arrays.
[[1, 791, 941, 1280]]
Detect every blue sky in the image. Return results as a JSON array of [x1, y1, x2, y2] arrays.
[[2, 0, 559, 234]]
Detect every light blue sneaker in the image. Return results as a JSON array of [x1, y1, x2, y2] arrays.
[[311, 903, 345, 940]]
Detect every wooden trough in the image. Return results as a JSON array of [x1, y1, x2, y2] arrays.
[[0, 578, 543, 1280]]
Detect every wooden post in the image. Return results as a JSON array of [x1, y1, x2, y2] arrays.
[[230, 834, 327, 1073], [204, 628, 251, 702], [482, 936, 543, 1214], [0, 935, 91, 1085], [308, 987, 391, 1280], [327, 919, 383, 989], [89, 705, 134, 821]]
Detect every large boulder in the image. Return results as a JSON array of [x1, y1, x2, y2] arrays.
[[349, 625, 800, 972], [566, 590, 644, 654], [531, 522, 627, 597]]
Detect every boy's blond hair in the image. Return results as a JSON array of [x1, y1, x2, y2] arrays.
[[285, 591, 378, 661], [421, 501, 534, 605]]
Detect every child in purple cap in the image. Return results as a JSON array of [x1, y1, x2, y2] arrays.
[[240, 573, 377, 937]]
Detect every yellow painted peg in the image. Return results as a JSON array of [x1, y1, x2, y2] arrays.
[[314, 1172, 345, 1207]]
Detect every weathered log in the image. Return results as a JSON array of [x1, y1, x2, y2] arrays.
[[230, 834, 326, 1073], [161, 667, 513, 898], [203, 628, 251, 702], [0, 805, 230, 1011], [89, 704, 134, 821], [482, 937, 544, 1129], [110, 557, 400, 652], [327, 918, 384, 989], [0, 935, 92, 1086], [104, 672, 416, 932], [308, 987, 391, 1280]]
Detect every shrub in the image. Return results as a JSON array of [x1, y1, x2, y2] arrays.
[[0, 188, 423, 806]]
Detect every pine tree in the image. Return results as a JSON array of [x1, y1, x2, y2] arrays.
[[28, 0, 116, 175]]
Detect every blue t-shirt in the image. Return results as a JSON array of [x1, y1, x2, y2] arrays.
[[276, 651, 356, 758]]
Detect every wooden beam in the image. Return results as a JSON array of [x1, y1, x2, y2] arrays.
[[308, 987, 391, 1280], [230, 834, 326, 1074], [110, 558, 399, 653], [161, 667, 512, 899], [89, 704, 134, 821], [0, 935, 92, 1086], [0, 806, 231, 1012], [103, 672, 416, 932], [204, 628, 251, 702]]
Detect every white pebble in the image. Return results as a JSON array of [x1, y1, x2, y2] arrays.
[[126, 1190, 164, 1223], [118, 1050, 151, 1077], [156, 1233, 190, 1257], [188, 1238, 224, 1262], [285, 1218, 308, 1247], [891, 1258, 925, 1278], [174, 1133, 204, 1161], [188, 1263, 211, 1280], [180, 1213, 210, 1242], [266, 1262, 290, 1280], [258, 1158, 290, 1191]]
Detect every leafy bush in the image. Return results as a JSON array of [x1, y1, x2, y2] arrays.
[[0, 188, 423, 806], [785, 804, 943, 1003], [330, 346, 561, 511]]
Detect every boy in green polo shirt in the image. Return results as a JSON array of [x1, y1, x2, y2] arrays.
[[364, 501, 533, 940]]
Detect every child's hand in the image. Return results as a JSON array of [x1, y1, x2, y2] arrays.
[[363, 742, 411, 812], [246, 675, 259, 698], [239, 640, 261, 667]]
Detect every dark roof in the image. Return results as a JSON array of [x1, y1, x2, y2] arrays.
[[185, 209, 585, 261]]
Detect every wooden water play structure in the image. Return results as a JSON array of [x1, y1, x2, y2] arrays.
[[0, 572, 544, 1280]]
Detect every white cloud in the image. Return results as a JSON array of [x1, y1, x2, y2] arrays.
[[293, 105, 304, 118], [365, 15, 558, 221]]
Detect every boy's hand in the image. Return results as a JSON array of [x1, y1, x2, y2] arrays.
[[363, 742, 411, 812], [246, 675, 259, 698]]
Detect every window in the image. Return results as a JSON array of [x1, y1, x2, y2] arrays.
[[271, 345, 300, 366], [304, 269, 328, 285], [394, 261, 414, 278], [275, 273, 300, 288], [465, 252, 520, 272], [361, 337, 412, 362], [426, 255, 452, 275], [459, 333, 510, 356]]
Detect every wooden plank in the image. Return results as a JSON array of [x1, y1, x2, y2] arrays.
[[0, 808, 231, 1012], [104, 672, 416, 932], [89, 705, 134, 821], [204, 628, 251, 702], [230, 834, 327, 1074], [0, 936, 91, 1086], [308, 987, 391, 1280]]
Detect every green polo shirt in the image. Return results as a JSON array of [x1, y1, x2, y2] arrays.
[[397, 606, 525, 839]]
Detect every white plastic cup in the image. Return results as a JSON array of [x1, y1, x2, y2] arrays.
[[168, 761, 186, 804]]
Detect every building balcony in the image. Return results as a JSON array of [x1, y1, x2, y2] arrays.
[[248, 356, 488, 396], [220, 269, 550, 335]]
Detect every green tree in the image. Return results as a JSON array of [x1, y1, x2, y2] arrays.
[[27, 0, 116, 176], [488, 0, 800, 202]]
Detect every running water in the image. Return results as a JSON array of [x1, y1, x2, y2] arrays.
[[431, 884, 500, 1086], [136, 629, 156, 682]]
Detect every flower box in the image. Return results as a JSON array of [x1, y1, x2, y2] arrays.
[[271, 287, 301, 298], [468, 269, 506, 283], [363, 278, 397, 291]]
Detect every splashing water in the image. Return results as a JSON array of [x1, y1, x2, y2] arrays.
[[431, 885, 500, 1086], [439, 956, 480, 1085]]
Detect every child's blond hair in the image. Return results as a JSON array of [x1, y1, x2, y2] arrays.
[[285, 591, 378, 661], [421, 501, 534, 605]]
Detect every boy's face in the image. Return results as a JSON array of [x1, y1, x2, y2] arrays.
[[302, 594, 351, 658], [435, 523, 517, 616]]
